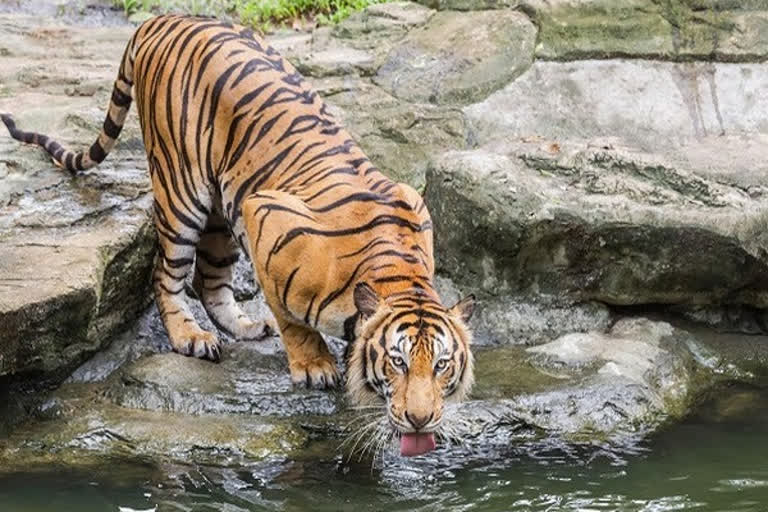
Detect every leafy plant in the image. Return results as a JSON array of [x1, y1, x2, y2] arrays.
[[115, 0, 387, 32], [115, 0, 140, 15]]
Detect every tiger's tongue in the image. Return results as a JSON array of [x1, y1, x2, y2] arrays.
[[400, 433, 436, 457]]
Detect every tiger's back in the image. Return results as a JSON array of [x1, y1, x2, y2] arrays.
[[131, 16, 377, 233]]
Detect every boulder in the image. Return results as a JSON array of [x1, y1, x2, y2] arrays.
[[415, 0, 516, 11], [374, 10, 536, 105], [456, 318, 704, 443], [0, 396, 309, 467], [425, 139, 768, 307], [105, 340, 341, 417], [333, 2, 435, 47], [0, 15, 151, 384], [436, 275, 613, 345], [315, 76, 469, 189], [294, 45, 377, 78], [465, 60, 768, 151], [522, 0, 768, 61]]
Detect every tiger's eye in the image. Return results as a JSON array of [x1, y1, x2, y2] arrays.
[[391, 356, 405, 368], [436, 359, 448, 371]]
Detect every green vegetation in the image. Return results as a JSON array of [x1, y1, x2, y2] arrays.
[[114, 0, 386, 32]]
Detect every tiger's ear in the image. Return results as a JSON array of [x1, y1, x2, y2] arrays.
[[449, 294, 475, 324], [354, 282, 381, 318]]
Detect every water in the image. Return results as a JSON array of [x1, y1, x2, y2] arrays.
[[2, 387, 768, 512]]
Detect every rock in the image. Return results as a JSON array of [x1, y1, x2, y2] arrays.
[[0, 4, 130, 27], [232, 256, 259, 300], [4, 0, 768, 477], [523, 0, 768, 61], [294, 45, 376, 78], [334, 2, 435, 44], [0, 16, 151, 385], [0, 148, 154, 382], [435, 275, 613, 345], [0, 306, 334, 466], [0, 316, 710, 466], [425, 139, 768, 308], [66, 292, 279, 385], [266, 30, 313, 62], [0, 394, 309, 467], [670, 303, 768, 335], [465, 60, 768, 151], [317, 77, 469, 188], [691, 385, 768, 425], [416, 0, 516, 10], [665, 317, 768, 383], [374, 10, 536, 105], [105, 342, 341, 417], [65, 305, 173, 384], [456, 318, 704, 443]]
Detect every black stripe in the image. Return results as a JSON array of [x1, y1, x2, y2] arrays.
[[103, 113, 121, 139], [304, 294, 317, 324], [203, 282, 235, 292], [338, 237, 390, 260], [162, 255, 194, 268], [231, 140, 300, 224], [343, 313, 359, 342], [309, 192, 411, 214], [154, 281, 185, 295], [206, 61, 242, 129], [282, 267, 299, 306], [272, 216, 426, 259], [303, 181, 352, 203], [111, 87, 132, 107], [233, 81, 273, 110], [88, 141, 106, 163], [197, 250, 239, 268], [276, 114, 329, 144]]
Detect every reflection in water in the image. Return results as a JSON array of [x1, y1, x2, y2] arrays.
[[2, 386, 768, 511]]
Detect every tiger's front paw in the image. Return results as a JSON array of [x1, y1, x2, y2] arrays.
[[172, 330, 221, 362], [289, 355, 340, 390]]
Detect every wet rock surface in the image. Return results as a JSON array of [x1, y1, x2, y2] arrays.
[[0, 310, 727, 467], [436, 275, 613, 345], [107, 343, 340, 417], [0, 10, 150, 382], [455, 318, 709, 445], [2, 391, 310, 466]]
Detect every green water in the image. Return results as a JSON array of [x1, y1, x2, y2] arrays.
[[2, 388, 768, 512]]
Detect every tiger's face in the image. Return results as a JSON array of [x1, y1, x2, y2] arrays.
[[346, 283, 475, 456]]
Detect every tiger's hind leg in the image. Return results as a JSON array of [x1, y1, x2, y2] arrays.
[[151, 176, 221, 361], [193, 211, 274, 341]]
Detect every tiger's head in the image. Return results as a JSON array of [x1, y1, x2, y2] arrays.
[[345, 282, 475, 457]]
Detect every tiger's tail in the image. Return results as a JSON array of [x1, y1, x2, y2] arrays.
[[1, 33, 137, 174]]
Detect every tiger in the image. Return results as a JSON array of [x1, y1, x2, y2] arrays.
[[1, 15, 475, 456]]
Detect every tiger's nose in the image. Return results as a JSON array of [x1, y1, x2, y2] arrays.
[[405, 411, 433, 430]]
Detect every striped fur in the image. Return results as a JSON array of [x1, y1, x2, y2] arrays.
[[1, 15, 475, 437]]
